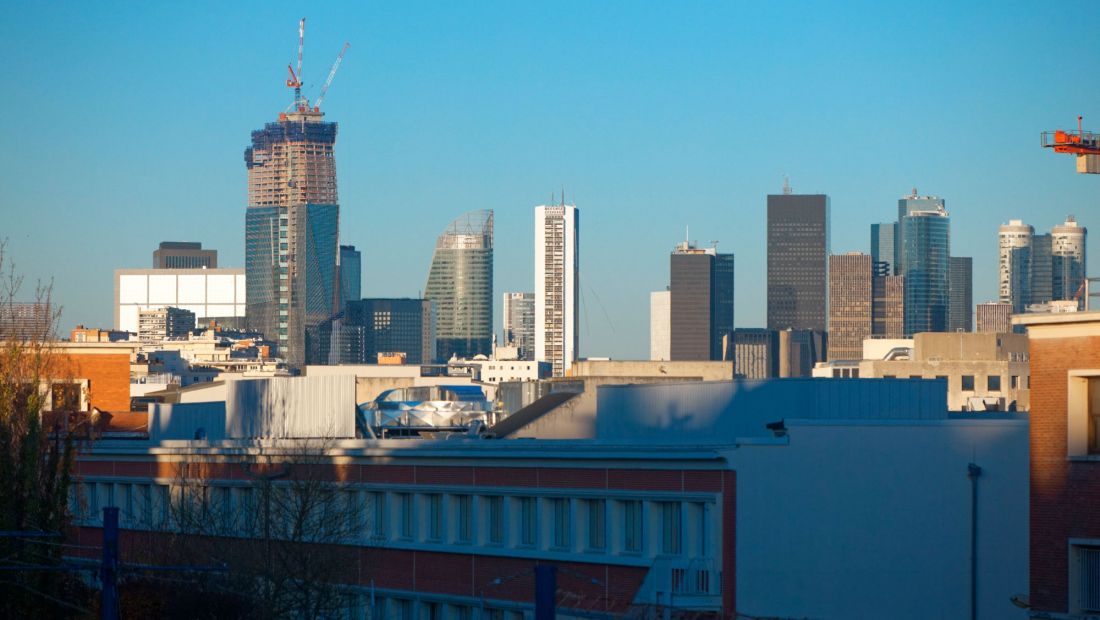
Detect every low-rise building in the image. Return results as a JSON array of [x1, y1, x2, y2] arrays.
[[137, 307, 195, 344]]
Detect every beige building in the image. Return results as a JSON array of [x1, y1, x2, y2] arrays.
[[976, 302, 1013, 333], [566, 359, 733, 381], [828, 253, 904, 361], [858, 331, 1029, 411]]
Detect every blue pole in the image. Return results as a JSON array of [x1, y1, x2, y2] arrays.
[[101, 507, 119, 620], [534, 565, 556, 620]]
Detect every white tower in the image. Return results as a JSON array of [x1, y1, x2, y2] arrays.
[[535, 202, 579, 377], [998, 219, 1034, 313]]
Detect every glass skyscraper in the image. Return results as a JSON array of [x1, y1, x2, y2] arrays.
[[870, 222, 897, 275], [340, 244, 362, 307], [424, 210, 494, 361], [244, 109, 340, 368], [900, 206, 950, 335], [766, 193, 829, 331]]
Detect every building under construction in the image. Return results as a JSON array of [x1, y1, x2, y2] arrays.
[[244, 19, 348, 368]]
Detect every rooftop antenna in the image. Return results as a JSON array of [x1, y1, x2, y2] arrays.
[[782, 175, 792, 195], [561, 186, 566, 207]]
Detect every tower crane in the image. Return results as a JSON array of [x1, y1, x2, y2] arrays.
[[285, 18, 306, 110], [1042, 115, 1100, 174], [313, 42, 350, 112]]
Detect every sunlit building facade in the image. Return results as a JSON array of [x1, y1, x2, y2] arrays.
[[424, 210, 494, 362]]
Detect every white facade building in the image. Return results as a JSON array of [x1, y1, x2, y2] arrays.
[[998, 219, 1033, 313], [534, 204, 579, 377], [650, 290, 670, 361], [115, 268, 246, 333], [501, 291, 535, 360]]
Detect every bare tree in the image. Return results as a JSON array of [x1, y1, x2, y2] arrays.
[[125, 438, 367, 619], [0, 240, 91, 616]]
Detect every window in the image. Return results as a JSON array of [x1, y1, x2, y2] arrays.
[[371, 492, 387, 539], [883, 375, 896, 379], [455, 495, 472, 543], [398, 493, 414, 539], [987, 375, 1001, 391], [961, 375, 975, 391], [551, 498, 570, 549], [909, 375, 922, 380], [487, 496, 504, 544], [51, 383, 81, 411], [427, 494, 443, 541], [1011, 375, 1019, 389], [519, 497, 537, 546], [1074, 545, 1100, 613], [660, 502, 682, 555], [586, 499, 606, 551], [623, 500, 643, 553]]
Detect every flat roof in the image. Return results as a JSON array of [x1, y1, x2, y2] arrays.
[[1012, 310, 1100, 326]]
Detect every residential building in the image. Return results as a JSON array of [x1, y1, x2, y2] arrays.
[[535, 202, 579, 377], [1052, 215, 1087, 306], [898, 192, 950, 335], [976, 302, 1013, 334], [502, 292, 535, 360], [339, 245, 361, 308], [115, 268, 246, 334], [870, 222, 897, 275], [244, 107, 340, 368], [858, 331, 1029, 411], [649, 290, 670, 361], [999, 220, 1034, 313], [137, 307, 196, 344], [153, 242, 217, 269], [341, 298, 434, 365], [670, 241, 734, 361], [424, 210, 494, 362], [949, 256, 973, 332], [767, 191, 829, 331], [70, 325, 130, 343], [0, 301, 53, 341]]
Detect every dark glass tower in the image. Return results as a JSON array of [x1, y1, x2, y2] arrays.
[[870, 223, 897, 275], [340, 244, 362, 307], [767, 193, 829, 331], [244, 109, 340, 368], [424, 210, 494, 361], [900, 207, 950, 335], [669, 243, 735, 361], [948, 256, 973, 332]]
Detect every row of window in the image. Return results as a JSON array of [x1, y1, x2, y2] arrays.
[[878, 373, 1029, 391], [72, 481, 713, 560]]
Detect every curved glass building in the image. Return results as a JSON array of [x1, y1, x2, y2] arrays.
[[901, 203, 950, 336], [424, 210, 494, 361]]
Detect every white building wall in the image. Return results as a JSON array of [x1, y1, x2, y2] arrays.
[[650, 290, 670, 361], [534, 205, 579, 377], [733, 418, 1028, 620], [115, 269, 246, 332]]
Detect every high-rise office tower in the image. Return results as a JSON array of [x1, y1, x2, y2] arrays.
[[424, 210, 494, 362], [1052, 215, 1087, 306], [1031, 233, 1054, 305], [341, 298, 434, 364], [898, 193, 949, 335], [827, 253, 904, 361], [154, 242, 218, 269], [870, 223, 897, 275], [244, 108, 340, 368], [649, 290, 670, 361], [339, 245, 361, 308], [998, 220, 1033, 313], [535, 202, 579, 377], [949, 257, 973, 332], [669, 241, 735, 361], [502, 292, 536, 360], [896, 189, 946, 275], [767, 191, 829, 331]]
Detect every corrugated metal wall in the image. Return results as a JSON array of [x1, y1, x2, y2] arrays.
[[148, 402, 227, 442], [226, 375, 356, 439]]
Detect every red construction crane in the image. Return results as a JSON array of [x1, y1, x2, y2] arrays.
[[1042, 115, 1100, 174], [313, 42, 350, 112], [285, 18, 306, 110]]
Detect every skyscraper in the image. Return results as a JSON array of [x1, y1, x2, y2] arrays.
[[244, 108, 340, 368], [154, 242, 217, 269], [535, 203, 579, 377], [998, 220, 1033, 313], [339, 245, 361, 308], [669, 242, 734, 361], [827, 253, 904, 361], [341, 298, 434, 364], [424, 210, 494, 362], [896, 189, 946, 276], [1031, 233, 1053, 305], [898, 193, 949, 335], [948, 256, 973, 332], [502, 292, 536, 360], [767, 192, 829, 331], [649, 290, 670, 361], [870, 223, 897, 275], [1052, 215, 1087, 306]]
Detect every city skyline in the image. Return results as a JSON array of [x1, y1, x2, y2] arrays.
[[3, 3, 1100, 360]]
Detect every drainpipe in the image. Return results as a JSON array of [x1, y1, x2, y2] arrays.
[[968, 463, 982, 620]]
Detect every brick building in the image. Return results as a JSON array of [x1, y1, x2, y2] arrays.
[[1015, 311, 1100, 616]]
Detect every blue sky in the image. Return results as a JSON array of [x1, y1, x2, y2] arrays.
[[2, 1, 1098, 359]]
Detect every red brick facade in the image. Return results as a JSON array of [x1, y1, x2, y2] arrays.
[[1028, 329, 1100, 612]]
